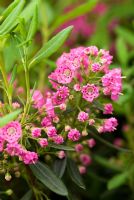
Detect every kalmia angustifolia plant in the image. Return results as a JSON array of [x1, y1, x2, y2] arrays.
[[0, 0, 128, 199]]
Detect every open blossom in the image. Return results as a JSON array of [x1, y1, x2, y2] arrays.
[[81, 84, 99, 102], [32, 90, 45, 109], [53, 86, 69, 105], [5, 143, 23, 156], [102, 117, 118, 132], [78, 111, 89, 122], [22, 151, 38, 164], [31, 128, 41, 138], [39, 138, 48, 147], [2, 121, 22, 143], [68, 128, 81, 141], [102, 68, 122, 101], [103, 103, 113, 114], [55, 66, 75, 84], [91, 63, 101, 72], [80, 154, 92, 166], [52, 135, 64, 144], [41, 117, 52, 127], [46, 126, 57, 138]]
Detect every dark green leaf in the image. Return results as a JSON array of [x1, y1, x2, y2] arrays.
[[107, 172, 128, 190], [49, 142, 74, 151], [0, 109, 22, 127], [29, 26, 73, 67], [20, 190, 32, 200], [0, 0, 25, 35], [50, 0, 98, 33], [30, 161, 68, 196], [53, 158, 67, 178], [67, 158, 85, 189]]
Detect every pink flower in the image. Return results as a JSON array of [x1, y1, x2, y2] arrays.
[[103, 103, 113, 114], [32, 90, 45, 109], [0, 135, 4, 152], [45, 97, 55, 118], [41, 117, 52, 127], [12, 102, 20, 109], [52, 135, 64, 144], [80, 154, 92, 166], [2, 121, 22, 143], [79, 166, 86, 174], [31, 128, 41, 138], [91, 63, 101, 72], [73, 84, 81, 91], [87, 139, 96, 148], [68, 128, 81, 141], [81, 84, 99, 102], [75, 144, 83, 152], [56, 66, 75, 84], [53, 86, 69, 105], [89, 119, 95, 125], [5, 143, 23, 156], [102, 68, 122, 100], [84, 46, 98, 56], [102, 117, 118, 133], [39, 138, 48, 147], [22, 151, 38, 164], [57, 150, 65, 159], [46, 126, 57, 138], [78, 111, 89, 122]]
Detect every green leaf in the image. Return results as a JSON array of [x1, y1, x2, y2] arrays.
[[67, 158, 85, 189], [0, 0, 25, 35], [0, 0, 20, 22], [116, 37, 128, 66], [30, 161, 68, 196], [107, 172, 128, 190], [115, 26, 134, 46], [26, 5, 38, 42], [49, 142, 74, 151], [50, 0, 98, 33], [53, 158, 67, 178], [9, 64, 17, 85], [0, 109, 22, 127], [29, 26, 73, 67], [20, 190, 32, 200]]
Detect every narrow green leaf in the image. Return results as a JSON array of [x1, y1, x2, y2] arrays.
[[49, 142, 74, 151], [67, 158, 85, 189], [53, 158, 67, 178], [0, 0, 25, 35], [0, 109, 22, 127], [0, 0, 20, 22], [26, 5, 38, 42], [20, 190, 32, 200], [116, 37, 128, 65], [29, 26, 73, 67], [115, 26, 134, 46], [50, 0, 98, 33], [107, 172, 128, 190], [9, 64, 17, 85], [30, 161, 68, 196]]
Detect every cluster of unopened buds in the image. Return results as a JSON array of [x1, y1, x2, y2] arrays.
[[0, 46, 122, 177]]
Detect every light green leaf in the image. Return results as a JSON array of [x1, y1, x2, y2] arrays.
[[26, 5, 38, 42], [107, 172, 128, 190], [50, 0, 98, 33], [20, 190, 32, 200], [116, 37, 128, 66], [30, 161, 68, 196], [0, 109, 22, 127], [0, 0, 25, 35], [9, 64, 17, 85], [116, 26, 134, 46], [0, 0, 20, 22], [49, 142, 74, 151], [29, 26, 73, 67], [67, 158, 85, 189], [53, 158, 67, 178]]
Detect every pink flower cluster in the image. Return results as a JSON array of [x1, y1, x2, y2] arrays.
[[0, 121, 38, 164]]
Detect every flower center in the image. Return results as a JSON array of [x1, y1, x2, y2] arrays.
[[7, 127, 16, 135]]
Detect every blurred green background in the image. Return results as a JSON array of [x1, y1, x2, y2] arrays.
[[0, 0, 134, 199]]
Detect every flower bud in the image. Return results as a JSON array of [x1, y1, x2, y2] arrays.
[[5, 172, 12, 181], [5, 189, 13, 196]]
